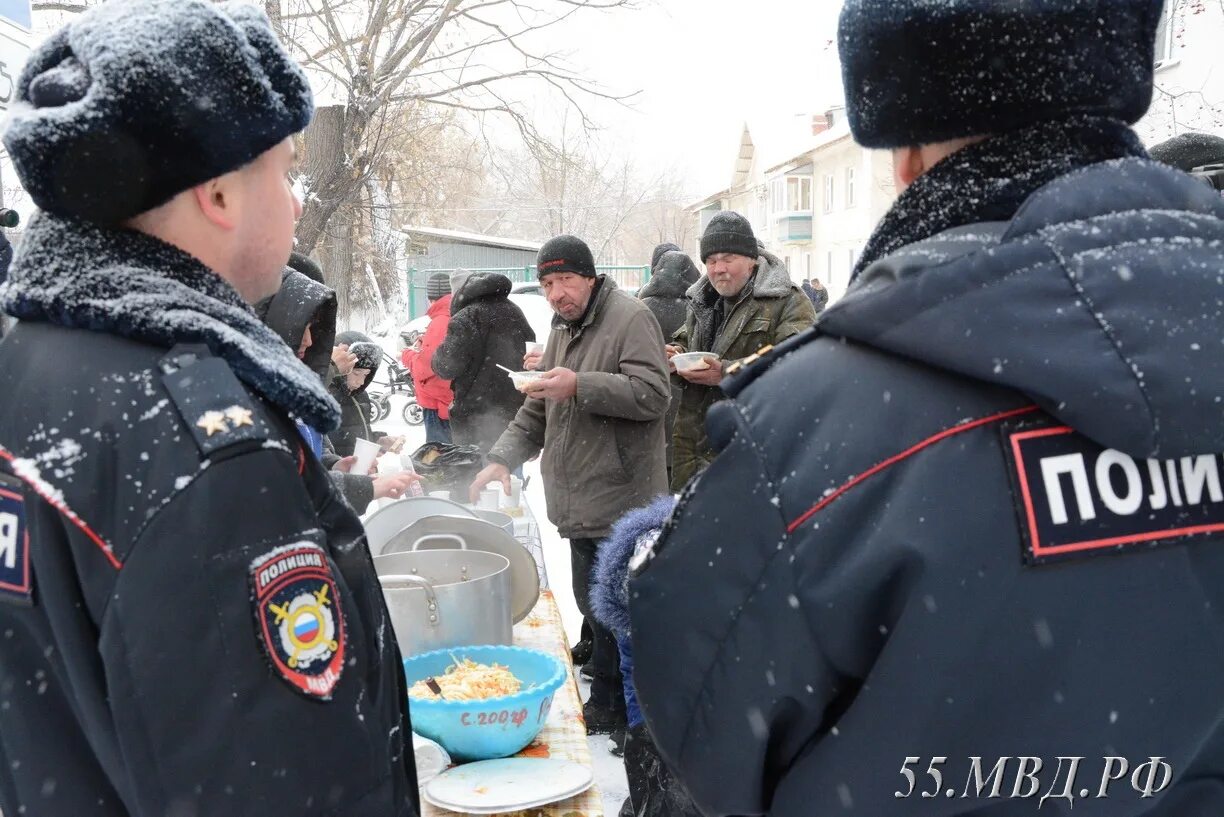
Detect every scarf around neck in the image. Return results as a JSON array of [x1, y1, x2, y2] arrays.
[[0, 213, 341, 431]]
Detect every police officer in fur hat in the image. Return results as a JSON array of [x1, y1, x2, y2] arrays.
[[631, 1, 1224, 815], [0, 2, 419, 813]]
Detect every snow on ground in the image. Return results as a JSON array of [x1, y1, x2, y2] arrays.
[[378, 395, 629, 815]]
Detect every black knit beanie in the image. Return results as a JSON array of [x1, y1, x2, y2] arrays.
[[1149, 133, 1224, 173], [651, 242, 682, 269], [288, 252, 325, 285], [699, 212, 758, 263], [5, 0, 314, 224], [839, 0, 1163, 149], [537, 235, 597, 279], [426, 272, 451, 300]]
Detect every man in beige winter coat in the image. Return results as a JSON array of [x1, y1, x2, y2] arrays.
[[470, 234, 669, 738]]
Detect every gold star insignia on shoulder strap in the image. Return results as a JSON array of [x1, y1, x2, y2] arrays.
[[225, 406, 254, 428], [196, 410, 229, 437], [726, 344, 775, 376]]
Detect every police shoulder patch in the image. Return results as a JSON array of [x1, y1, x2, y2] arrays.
[[0, 473, 33, 606], [1002, 419, 1224, 565], [249, 542, 345, 700]]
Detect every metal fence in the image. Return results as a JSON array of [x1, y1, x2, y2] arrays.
[[405, 265, 652, 319]]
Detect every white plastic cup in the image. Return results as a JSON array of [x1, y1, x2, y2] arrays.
[[525, 342, 544, 355], [478, 487, 500, 511], [506, 476, 523, 507], [429, 490, 450, 499], [352, 438, 381, 475]]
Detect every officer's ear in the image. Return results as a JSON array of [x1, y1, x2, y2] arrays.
[[893, 146, 925, 193], [192, 173, 240, 231]]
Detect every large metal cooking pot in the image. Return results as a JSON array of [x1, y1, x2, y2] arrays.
[[375, 535, 513, 657], [470, 508, 514, 535], [384, 517, 540, 623]]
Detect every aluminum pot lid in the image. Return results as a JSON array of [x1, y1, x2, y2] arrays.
[[362, 496, 476, 553]]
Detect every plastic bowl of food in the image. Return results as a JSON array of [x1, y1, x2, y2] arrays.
[[507, 370, 547, 392], [672, 352, 719, 372], [403, 645, 567, 761]]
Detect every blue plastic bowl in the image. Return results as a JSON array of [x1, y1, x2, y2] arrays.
[[403, 645, 567, 762]]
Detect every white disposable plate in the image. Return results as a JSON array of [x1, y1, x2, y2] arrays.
[[672, 351, 719, 372], [423, 758, 594, 814]]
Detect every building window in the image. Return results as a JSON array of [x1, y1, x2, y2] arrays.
[[846, 167, 857, 208], [788, 177, 812, 211], [823, 174, 835, 213], [774, 177, 813, 212], [1155, 3, 1174, 66]]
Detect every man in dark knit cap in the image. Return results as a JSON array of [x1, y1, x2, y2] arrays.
[[1150, 131, 1224, 190], [667, 211, 815, 490], [471, 234, 670, 736], [631, 2, 1224, 815], [1149, 131, 1224, 172], [0, 2, 419, 814]]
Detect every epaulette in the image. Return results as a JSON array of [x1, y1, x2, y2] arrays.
[[720, 327, 820, 398], [159, 344, 270, 459]]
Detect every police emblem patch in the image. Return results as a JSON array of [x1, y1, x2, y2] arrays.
[[250, 542, 345, 699], [0, 474, 32, 606], [1002, 421, 1224, 565]]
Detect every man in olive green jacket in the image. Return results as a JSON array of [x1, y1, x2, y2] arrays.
[[668, 212, 817, 490], [471, 234, 669, 736]]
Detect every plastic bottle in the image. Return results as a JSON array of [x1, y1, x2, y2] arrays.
[[399, 452, 426, 497]]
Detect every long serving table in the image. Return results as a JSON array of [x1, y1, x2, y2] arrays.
[[419, 500, 605, 817]]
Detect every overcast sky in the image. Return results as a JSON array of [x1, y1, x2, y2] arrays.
[[545, 0, 846, 200], [4, 1, 848, 212]]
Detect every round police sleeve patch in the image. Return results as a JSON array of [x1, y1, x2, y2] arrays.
[[249, 542, 346, 700]]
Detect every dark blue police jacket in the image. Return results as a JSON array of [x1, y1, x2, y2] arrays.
[[631, 159, 1224, 817]]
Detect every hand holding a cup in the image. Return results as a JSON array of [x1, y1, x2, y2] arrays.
[[523, 341, 544, 371], [373, 471, 421, 500]]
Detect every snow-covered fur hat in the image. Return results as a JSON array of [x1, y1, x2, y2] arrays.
[[4, 0, 313, 225], [839, 0, 1163, 149]]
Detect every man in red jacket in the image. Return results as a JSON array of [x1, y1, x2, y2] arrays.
[[402, 272, 455, 443]]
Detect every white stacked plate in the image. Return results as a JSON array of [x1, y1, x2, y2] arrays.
[[423, 758, 594, 814]]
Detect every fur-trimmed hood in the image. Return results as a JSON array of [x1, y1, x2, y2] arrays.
[[591, 495, 676, 640], [685, 250, 795, 305]]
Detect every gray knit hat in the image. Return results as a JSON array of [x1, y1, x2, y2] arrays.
[[426, 272, 451, 300], [450, 269, 474, 295]]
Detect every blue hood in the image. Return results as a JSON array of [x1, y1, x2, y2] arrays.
[[822, 158, 1224, 459]]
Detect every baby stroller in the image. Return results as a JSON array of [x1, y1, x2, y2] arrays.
[[368, 351, 423, 426]]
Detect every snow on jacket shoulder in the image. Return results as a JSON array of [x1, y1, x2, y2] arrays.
[[630, 159, 1224, 817], [0, 325, 417, 816]]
